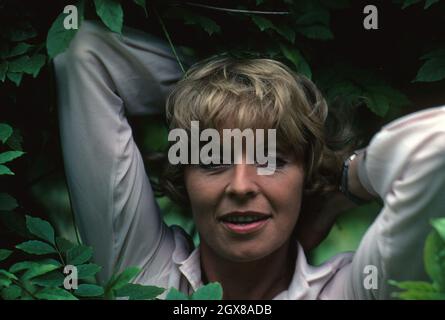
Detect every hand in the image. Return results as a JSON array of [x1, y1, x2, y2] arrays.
[[296, 149, 379, 252], [295, 191, 356, 252]]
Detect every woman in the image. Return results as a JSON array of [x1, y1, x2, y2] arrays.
[[54, 20, 445, 299]]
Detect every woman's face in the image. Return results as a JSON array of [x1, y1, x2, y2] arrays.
[[184, 147, 305, 262]]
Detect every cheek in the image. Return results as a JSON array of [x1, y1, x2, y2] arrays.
[[183, 168, 221, 214], [271, 167, 304, 205]]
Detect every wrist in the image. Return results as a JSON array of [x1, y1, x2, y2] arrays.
[[339, 149, 375, 204], [348, 150, 376, 201]]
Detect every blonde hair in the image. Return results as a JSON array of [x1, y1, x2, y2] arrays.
[[154, 56, 350, 208]]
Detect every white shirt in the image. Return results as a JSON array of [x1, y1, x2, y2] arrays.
[[54, 20, 445, 300]]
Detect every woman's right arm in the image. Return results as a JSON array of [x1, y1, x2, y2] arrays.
[[54, 21, 184, 284]]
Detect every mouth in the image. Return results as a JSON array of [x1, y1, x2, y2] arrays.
[[218, 211, 272, 234]]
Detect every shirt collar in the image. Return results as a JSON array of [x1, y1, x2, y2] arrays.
[[175, 237, 338, 299]]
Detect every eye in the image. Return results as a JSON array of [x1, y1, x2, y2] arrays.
[[255, 156, 288, 168], [198, 162, 232, 171]]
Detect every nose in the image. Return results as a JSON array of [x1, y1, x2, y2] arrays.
[[225, 163, 260, 200]]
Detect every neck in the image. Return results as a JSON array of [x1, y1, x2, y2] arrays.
[[199, 240, 297, 300]]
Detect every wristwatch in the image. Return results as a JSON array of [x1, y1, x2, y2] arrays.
[[339, 149, 369, 205]]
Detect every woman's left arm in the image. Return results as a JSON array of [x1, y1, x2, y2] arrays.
[[340, 106, 445, 299]]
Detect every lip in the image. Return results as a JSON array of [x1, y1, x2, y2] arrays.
[[218, 211, 272, 235]]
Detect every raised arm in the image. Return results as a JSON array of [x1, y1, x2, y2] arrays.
[[321, 106, 445, 299], [347, 106, 445, 299], [54, 21, 184, 283]]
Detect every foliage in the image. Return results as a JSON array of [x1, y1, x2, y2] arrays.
[[1, 0, 445, 300], [0, 208, 220, 299], [390, 218, 445, 300]]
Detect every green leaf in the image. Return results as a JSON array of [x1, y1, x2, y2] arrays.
[[279, 44, 312, 79], [0, 165, 14, 175], [23, 263, 60, 280], [8, 55, 29, 73], [16, 240, 57, 255], [55, 237, 76, 253], [0, 269, 18, 281], [6, 128, 23, 151], [107, 267, 141, 293], [35, 287, 78, 300], [0, 124, 13, 143], [191, 282, 223, 300], [389, 280, 436, 291], [431, 218, 445, 242], [0, 249, 13, 262], [0, 277, 12, 288], [38, 258, 63, 268], [251, 16, 295, 43], [166, 8, 221, 36], [367, 84, 411, 109], [77, 263, 102, 280], [402, 0, 423, 9], [9, 261, 36, 273], [6, 72, 22, 86], [297, 25, 333, 40], [393, 290, 445, 300], [424, 231, 445, 290], [364, 91, 390, 117], [186, 15, 220, 36], [295, 11, 330, 26], [94, 0, 123, 34], [0, 270, 17, 288], [0, 269, 18, 287], [31, 270, 64, 287], [8, 23, 37, 42], [74, 284, 104, 297], [0, 193, 18, 211], [8, 55, 46, 78], [325, 81, 361, 101], [115, 283, 165, 300], [1, 284, 22, 300], [389, 279, 445, 300], [27, 54, 46, 78], [166, 287, 189, 300], [424, 0, 440, 9], [46, 0, 85, 59], [251, 15, 275, 31], [319, 0, 351, 9], [133, 0, 148, 17], [0, 61, 8, 82], [414, 55, 445, 82], [66, 245, 93, 265], [6, 43, 33, 58], [26, 215, 56, 245], [0, 151, 25, 164], [9, 260, 59, 281]]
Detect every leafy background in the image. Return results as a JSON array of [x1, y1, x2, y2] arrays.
[[1, 0, 445, 299]]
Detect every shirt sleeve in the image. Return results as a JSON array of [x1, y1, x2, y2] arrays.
[[343, 106, 445, 299], [53, 20, 184, 284]]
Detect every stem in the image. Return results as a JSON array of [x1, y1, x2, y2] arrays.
[[183, 2, 291, 15], [55, 243, 66, 266], [152, 5, 186, 74], [12, 279, 39, 300]]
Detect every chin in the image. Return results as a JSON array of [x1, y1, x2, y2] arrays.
[[222, 245, 273, 263]]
